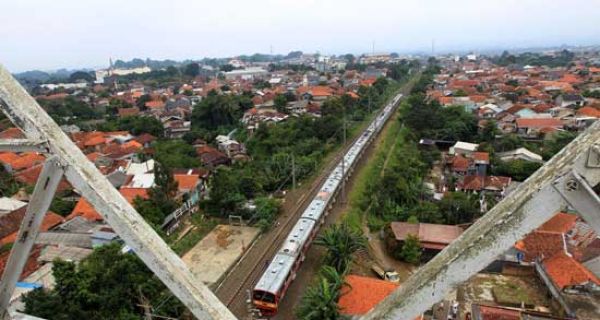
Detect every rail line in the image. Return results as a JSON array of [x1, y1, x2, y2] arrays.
[[216, 89, 406, 317]]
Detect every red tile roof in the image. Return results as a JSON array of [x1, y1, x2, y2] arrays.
[[538, 213, 577, 234], [0, 207, 63, 245], [451, 155, 470, 172], [338, 275, 399, 316], [543, 251, 600, 290], [515, 231, 564, 262], [9, 153, 46, 171], [473, 152, 490, 163], [134, 133, 156, 145], [0, 245, 42, 281], [119, 188, 149, 203], [310, 86, 333, 97], [577, 106, 600, 118], [67, 188, 149, 222], [118, 107, 140, 117], [515, 118, 563, 129], [14, 164, 71, 192], [476, 305, 520, 320], [0, 128, 26, 139], [460, 175, 511, 192], [0, 152, 20, 165], [173, 174, 200, 192], [390, 222, 463, 250], [145, 100, 166, 109]]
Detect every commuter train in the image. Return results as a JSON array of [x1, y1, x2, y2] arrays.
[[252, 93, 404, 316]]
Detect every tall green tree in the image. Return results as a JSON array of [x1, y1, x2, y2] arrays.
[[22, 244, 187, 320], [399, 234, 421, 264], [183, 62, 200, 77], [315, 223, 366, 273], [296, 266, 345, 320]]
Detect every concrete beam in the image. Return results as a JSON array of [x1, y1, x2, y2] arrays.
[[362, 121, 600, 320], [0, 139, 48, 153], [0, 64, 236, 320], [0, 156, 63, 318]]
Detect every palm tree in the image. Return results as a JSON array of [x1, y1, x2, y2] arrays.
[[315, 223, 366, 273], [296, 266, 346, 320]]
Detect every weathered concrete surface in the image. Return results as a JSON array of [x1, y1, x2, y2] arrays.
[[0, 64, 236, 320], [0, 157, 63, 318], [182, 225, 260, 286], [362, 121, 600, 320]]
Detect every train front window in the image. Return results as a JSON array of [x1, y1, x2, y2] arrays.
[[253, 291, 276, 303]]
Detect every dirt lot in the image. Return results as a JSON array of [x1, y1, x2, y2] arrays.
[[182, 224, 259, 286], [458, 273, 553, 316]]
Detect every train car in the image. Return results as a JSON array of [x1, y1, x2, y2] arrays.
[[252, 93, 404, 316], [253, 218, 316, 315]]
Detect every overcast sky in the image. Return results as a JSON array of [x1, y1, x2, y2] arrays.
[[1, 0, 599, 72]]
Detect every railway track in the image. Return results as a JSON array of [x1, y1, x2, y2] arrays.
[[215, 89, 407, 318], [216, 118, 369, 316]]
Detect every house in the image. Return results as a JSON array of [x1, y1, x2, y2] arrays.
[[388, 222, 463, 254], [117, 107, 140, 118], [196, 145, 229, 168], [0, 197, 27, 215], [173, 170, 203, 202], [457, 175, 511, 194], [133, 133, 156, 147], [337, 275, 399, 318], [497, 148, 543, 163], [67, 188, 149, 222], [555, 94, 585, 108], [449, 141, 479, 156], [215, 135, 245, 158], [0, 152, 45, 173], [0, 207, 63, 245], [515, 118, 563, 138], [543, 252, 600, 292]]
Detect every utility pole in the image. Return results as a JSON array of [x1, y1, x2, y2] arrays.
[[291, 153, 296, 189], [368, 90, 372, 114]]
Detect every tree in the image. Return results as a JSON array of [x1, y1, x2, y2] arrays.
[[492, 160, 541, 182], [183, 62, 200, 77], [542, 131, 577, 160], [274, 94, 288, 113], [202, 167, 246, 217], [116, 116, 164, 137], [68, 71, 94, 83], [315, 223, 366, 273], [191, 91, 243, 130], [0, 165, 21, 197], [153, 140, 201, 168], [22, 244, 187, 319], [399, 234, 421, 264], [296, 266, 344, 320], [150, 160, 178, 210], [479, 120, 500, 143], [136, 94, 152, 109], [219, 64, 235, 72], [254, 197, 281, 231], [438, 192, 480, 224]]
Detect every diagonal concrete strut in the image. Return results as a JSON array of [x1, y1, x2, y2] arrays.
[[0, 64, 236, 320], [363, 121, 600, 320]]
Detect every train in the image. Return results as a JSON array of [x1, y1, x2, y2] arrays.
[[252, 93, 404, 316]]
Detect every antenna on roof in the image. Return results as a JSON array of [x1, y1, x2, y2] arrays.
[[372, 40, 375, 55]]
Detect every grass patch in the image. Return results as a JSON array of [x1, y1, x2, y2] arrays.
[[343, 106, 409, 232], [170, 215, 218, 256], [492, 280, 534, 307]]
